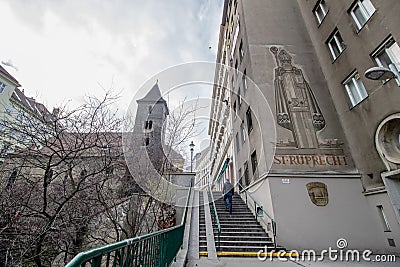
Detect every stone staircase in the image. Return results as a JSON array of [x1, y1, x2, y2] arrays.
[[210, 191, 278, 253]]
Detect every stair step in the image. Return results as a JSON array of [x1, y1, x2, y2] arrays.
[[212, 228, 265, 232], [215, 236, 272, 242], [216, 246, 283, 253], [214, 232, 269, 237]]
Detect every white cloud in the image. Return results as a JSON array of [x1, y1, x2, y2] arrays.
[[0, 0, 223, 112]]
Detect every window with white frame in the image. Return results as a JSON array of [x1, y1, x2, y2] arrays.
[[372, 37, 400, 85], [350, 0, 376, 30], [0, 82, 6, 93], [327, 29, 346, 60], [343, 71, 368, 107], [313, 0, 328, 25]]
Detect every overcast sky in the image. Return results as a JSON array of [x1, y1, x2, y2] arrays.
[[0, 0, 223, 114]]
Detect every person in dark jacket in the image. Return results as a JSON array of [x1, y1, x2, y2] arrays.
[[222, 178, 234, 213]]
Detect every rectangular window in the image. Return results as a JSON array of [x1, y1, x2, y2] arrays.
[[372, 37, 400, 85], [239, 40, 244, 60], [327, 29, 346, 60], [238, 87, 242, 106], [313, 0, 328, 25], [240, 121, 246, 143], [242, 69, 248, 92], [350, 0, 376, 30], [377, 205, 391, 232], [0, 82, 6, 93], [243, 161, 250, 186], [246, 107, 253, 133], [5, 105, 13, 115], [343, 71, 368, 107], [251, 150, 258, 175], [235, 132, 240, 151]]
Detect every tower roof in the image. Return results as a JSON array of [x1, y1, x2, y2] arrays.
[[138, 82, 165, 102], [137, 82, 169, 114]]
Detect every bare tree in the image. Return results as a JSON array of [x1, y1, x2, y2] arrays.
[[0, 92, 127, 266], [0, 91, 203, 267]]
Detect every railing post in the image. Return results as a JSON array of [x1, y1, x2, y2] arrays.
[[273, 220, 277, 249]]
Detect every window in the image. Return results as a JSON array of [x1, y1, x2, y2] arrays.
[[243, 161, 250, 186], [313, 0, 328, 25], [372, 37, 400, 85], [231, 74, 235, 89], [327, 29, 346, 60], [251, 150, 258, 175], [239, 40, 244, 60], [246, 107, 253, 133], [242, 69, 248, 92], [343, 71, 368, 107], [235, 132, 240, 151], [5, 105, 13, 115], [144, 137, 150, 146], [350, 0, 376, 30], [238, 87, 242, 106], [240, 121, 246, 143], [144, 120, 153, 130], [233, 101, 237, 114], [80, 169, 87, 178], [235, 60, 238, 72], [0, 82, 6, 93], [377, 205, 391, 232], [6, 170, 18, 189], [17, 111, 24, 121]]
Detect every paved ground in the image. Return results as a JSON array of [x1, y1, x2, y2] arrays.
[[186, 256, 399, 267]]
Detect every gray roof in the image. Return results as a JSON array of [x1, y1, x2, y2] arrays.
[[137, 82, 169, 114], [0, 65, 20, 86], [11, 88, 55, 124]]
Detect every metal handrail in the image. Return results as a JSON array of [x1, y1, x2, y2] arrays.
[[238, 182, 277, 248], [65, 186, 192, 267], [207, 185, 221, 251]]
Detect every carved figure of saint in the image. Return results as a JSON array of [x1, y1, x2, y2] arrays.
[[271, 47, 325, 149]]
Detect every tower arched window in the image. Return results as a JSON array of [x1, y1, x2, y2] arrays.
[[145, 120, 153, 130], [144, 137, 150, 146]]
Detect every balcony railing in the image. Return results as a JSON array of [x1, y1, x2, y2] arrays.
[[65, 186, 192, 267]]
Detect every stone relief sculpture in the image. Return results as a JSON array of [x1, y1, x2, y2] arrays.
[[270, 47, 325, 149], [306, 182, 328, 206]]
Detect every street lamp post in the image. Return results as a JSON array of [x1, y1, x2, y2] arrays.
[[189, 141, 195, 172]]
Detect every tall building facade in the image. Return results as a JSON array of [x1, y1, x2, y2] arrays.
[[210, 0, 400, 253]]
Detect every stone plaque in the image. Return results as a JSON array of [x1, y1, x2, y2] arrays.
[[306, 182, 328, 206]]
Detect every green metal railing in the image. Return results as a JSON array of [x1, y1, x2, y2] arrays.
[[207, 185, 221, 251], [65, 187, 192, 267], [238, 182, 277, 248]]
